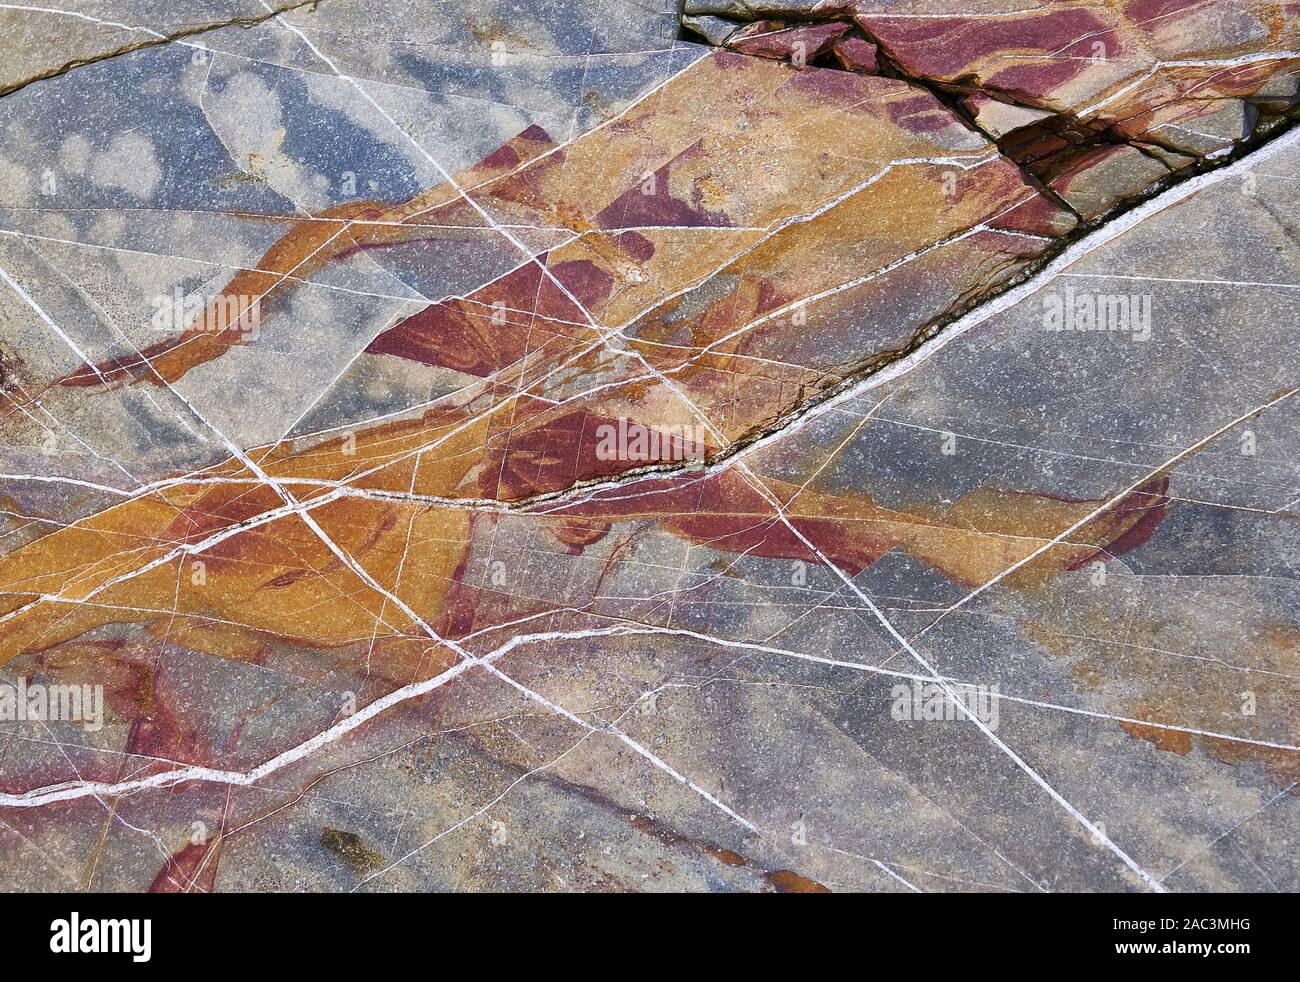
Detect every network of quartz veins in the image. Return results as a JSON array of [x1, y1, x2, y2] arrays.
[[0, 0, 1295, 892]]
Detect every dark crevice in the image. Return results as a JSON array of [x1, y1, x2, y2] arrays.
[[461, 9, 1300, 511], [680, 12, 1093, 217], [472, 82, 1296, 512], [0, 3, 1290, 515], [0, 0, 324, 99], [848, 24, 1089, 221], [678, 8, 1296, 226], [412, 107, 1295, 517]]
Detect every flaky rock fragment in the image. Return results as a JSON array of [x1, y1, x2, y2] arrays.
[[1249, 71, 1300, 111], [682, 14, 742, 46], [726, 20, 852, 62], [962, 95, 1055, 139], [1044, 144, 1172, 219], [1150, 99, 1259, 157], [831, 34, 879, 73]]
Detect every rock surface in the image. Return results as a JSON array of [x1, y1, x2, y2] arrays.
[[0, 0, 1295, 894]]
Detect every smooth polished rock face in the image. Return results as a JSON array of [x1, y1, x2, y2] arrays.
[[0, 0, 1294, 893]]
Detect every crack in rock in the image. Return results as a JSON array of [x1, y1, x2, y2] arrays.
[[679, 4, 1300, 222], [0, 0, 325, 99]]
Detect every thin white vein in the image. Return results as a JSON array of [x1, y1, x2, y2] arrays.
[[0, 264, 143, 486], [733, 462, 1170, 893], [0, 249, 475, 674], [5, 126, 1287, 620], [1062, 271, 1300, 291], [913, 387, 1296, 642], [872, 860, 923, 892], [1076, 51, 1300, 119]]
